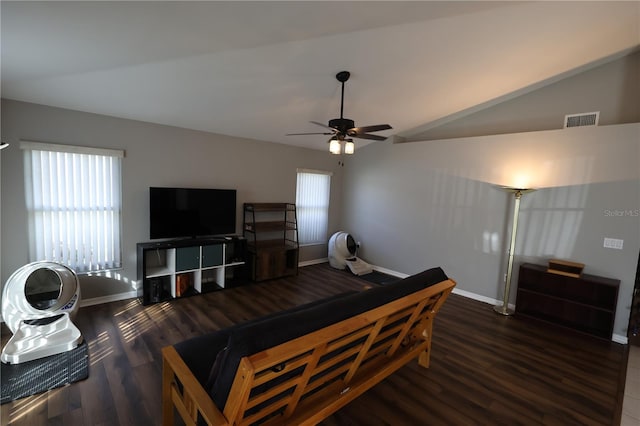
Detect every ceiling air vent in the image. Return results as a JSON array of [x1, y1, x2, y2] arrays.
[[564, 111, 599, 128]]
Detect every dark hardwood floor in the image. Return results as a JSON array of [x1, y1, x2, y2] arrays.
[[1, 264, 626, 425]]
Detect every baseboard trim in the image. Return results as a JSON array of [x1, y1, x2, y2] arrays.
[[80, 290, 139, 308], [299, 258, 328, 267], [612, 334, 628, 345], [371, 265, 408, 279], [451, 287, 517, 311]]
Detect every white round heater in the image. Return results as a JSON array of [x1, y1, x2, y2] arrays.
[[328, 231, 358, 269], [1, 261, 83, 364]]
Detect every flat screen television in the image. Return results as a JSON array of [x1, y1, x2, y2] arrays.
[[150, 187, 236, 239]]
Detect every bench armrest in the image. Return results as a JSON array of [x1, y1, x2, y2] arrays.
[[162, 346, 229, 426]]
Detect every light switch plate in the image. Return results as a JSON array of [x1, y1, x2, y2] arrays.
[[603, 237, 624, 250]]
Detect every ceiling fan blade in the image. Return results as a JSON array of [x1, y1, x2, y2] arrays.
[[286, 132, 334, 136], [352, 133, 388, 141], [310, 121, 338, 131], [350, 124, 392, 135]]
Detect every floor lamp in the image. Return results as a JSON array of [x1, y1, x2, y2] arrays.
[[494, 187, 534, 316]]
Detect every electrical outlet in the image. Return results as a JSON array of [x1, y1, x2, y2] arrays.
[[603, 237, 624, 250]]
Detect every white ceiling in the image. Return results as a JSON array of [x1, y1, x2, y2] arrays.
[[2, 1, 638, 151]]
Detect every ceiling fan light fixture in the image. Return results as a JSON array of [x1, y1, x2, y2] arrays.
[[329, 138, 341, 154], [344, 141, 355, 154], [287, 70, 392, 150]]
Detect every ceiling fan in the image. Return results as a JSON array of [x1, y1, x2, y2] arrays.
[[287, 71, 392, 154]]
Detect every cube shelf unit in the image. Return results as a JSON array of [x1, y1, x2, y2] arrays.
[[243, 203, 299, 281], [515, 263, 620, 340], [137, 237, 247, 305]]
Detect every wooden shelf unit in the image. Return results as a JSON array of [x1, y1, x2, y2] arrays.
[[137, 237, 247, 305], [515, 263, 620, 340], [243, 203, 299, 281]]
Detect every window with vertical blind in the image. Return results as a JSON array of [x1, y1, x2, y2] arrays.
[[21, 141, 124, 273], [296, 169, 332, 245]]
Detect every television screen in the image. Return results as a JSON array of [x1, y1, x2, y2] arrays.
[[150, 187, 236, 239]]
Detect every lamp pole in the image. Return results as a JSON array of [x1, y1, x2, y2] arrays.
[[494, 188, 530, 316]]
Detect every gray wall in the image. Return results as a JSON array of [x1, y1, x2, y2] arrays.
[[342, 124, 639, 339], [1, 99, 343, 298]]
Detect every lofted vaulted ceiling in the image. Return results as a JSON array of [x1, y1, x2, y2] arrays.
[[2, 1, 638, 151]]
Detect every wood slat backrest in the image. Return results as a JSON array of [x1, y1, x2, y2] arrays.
[[223, 279, 455, 425]]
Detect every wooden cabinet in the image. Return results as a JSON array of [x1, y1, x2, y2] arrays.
[[516, 263, 620, 340], [137, 237, 247, 305], [243, 203, 299, 281]]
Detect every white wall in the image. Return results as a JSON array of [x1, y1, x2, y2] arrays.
[[342, 123, 639, 339], [1, 99, 343, 299]]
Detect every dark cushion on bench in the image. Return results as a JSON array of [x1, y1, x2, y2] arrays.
[[174, 329, 232, 389], [175, 290, 359, 389], [209, 267, 448, 410]]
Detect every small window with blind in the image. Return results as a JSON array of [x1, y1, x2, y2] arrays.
[[296, 169, 332, 245], [21, 141, 124, 273]]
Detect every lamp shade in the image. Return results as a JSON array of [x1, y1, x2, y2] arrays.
[[344, 141, 355, 154], [329, 139, 341, 154]]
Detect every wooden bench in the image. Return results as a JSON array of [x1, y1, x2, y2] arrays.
[[162, 271, 455, 425]]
